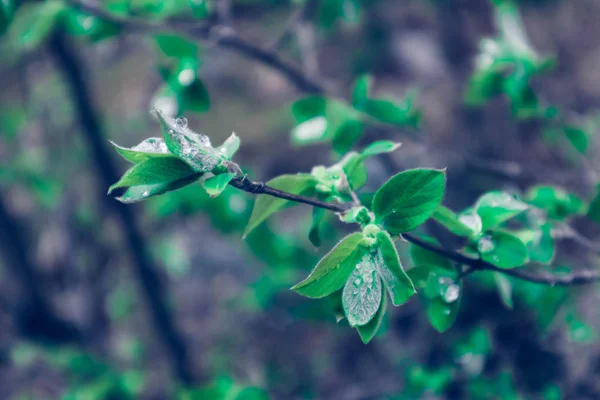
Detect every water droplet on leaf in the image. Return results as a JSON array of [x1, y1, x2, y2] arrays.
[[175, 117, 188, 128]]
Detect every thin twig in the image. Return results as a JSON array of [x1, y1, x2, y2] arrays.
[[230, 175, 600, 287], [229, 175, 351, 212], [70, 0, 325, 94], [50, 33, 199, 385]]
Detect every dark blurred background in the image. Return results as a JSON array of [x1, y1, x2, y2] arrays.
[[1, 0, 600, 399]]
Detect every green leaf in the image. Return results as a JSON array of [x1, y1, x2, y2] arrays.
[[465, 70, 505, 106], [181, 78, 210, 113], [291, 96, 327, 122], [332, 119, 363, 155], [243, 173, 318, 237], [309, 207, 325, 247], [203, 173, 235, 197], [526, 224, 555, 264], [373, 169, 446, 234], [478, 231, 528, 268], [361, 140, 401, 158], [427, 294, 460, 333], [432, 206, 475, 237], [291, 97, 361, 148], [291, 232, 365, 298], [357, 293, 386, 344], [154, 109, 221, 173], [564, 125, 589, 154], [109, 156, 200, 203], [342, 253, 383, 327], [526, 185, 585, 220], [475, 191, 528, 230], [352, 75, 371, 109], [376, 231, 416, 306], [215, 133, 240, 160], [155, 34, 198, 59], [0, 0, 14, 35], [340, 141, 400, 191], [63, 9, 120, 40], [339, 152, 368, 190], [494, 272, 513, 309], [110, 138, 171, 164], [8, 1, 65, 50]]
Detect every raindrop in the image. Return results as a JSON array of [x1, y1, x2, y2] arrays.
[[478, 235, 495, 253], [142, 190, 150, 197], [443, 284, 460, 303], [175, 117, 188, 128]]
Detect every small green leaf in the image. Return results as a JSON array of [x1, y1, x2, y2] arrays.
[[8, 1, 65, 50], [588, 185, 600, 223], [332, 119, 363, 155], [203, 173, 236, 197], [376, 231, 415, 306], [154, 109, 221, 173], [309, 207, 325, 247], [475, 191, 528, 230], [373, 169, 446, 234], [291, 96, 327, 122], [181, 78, 210, 113], [494, 272, 513, 309], [0, 0, 14, 35], [110, 138, 171, 164], [244, 174, 317, 237], [427, 295, 460, 333], [526, 224, 555, 264], [478, 230, 528, 268], [361, 140, 401, 158], [109, 156, 200, 203], [527, 185, 585, 220], [339, 152, 368, 190], [340, 141, 400, 191], [432, 206, 475, 237], [564, 125, 589, 154], [342, 254, 383, 327], [291, 233, 365, 298], [155, 34, 198, 59], [352, 75, 371, 109], [215, 133, 240, 160], [357, 293, 386, 344]]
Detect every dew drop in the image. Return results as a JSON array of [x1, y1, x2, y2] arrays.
[[175, 117, 188, 128], [142, 190, 150, 197], [443, 284, 460, 303], [354, 278, 362, 286], [478, 235, 495, 254]]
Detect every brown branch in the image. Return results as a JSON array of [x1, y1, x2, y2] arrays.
[[50, 33, 200, 385], [69, 0, 326, 94], [229, 175, 350, 212], [230, 175, 600, 287], [71, 0, 600, 288]]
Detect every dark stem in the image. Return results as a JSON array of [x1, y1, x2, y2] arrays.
[[230, 175, 600, 287], [70, 0, 325, 94], [0, 194, 81, 343], [229, 176, 351, 212], [50, 33, 200, 385]]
